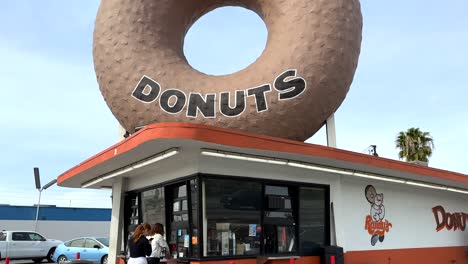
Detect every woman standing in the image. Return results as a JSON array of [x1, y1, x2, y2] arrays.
[[128, 224, 152, 264], [147, 223, 170, 264]]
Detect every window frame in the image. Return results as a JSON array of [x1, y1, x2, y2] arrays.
[[124, 173, 330, 261], [200, 174, 330, 258]]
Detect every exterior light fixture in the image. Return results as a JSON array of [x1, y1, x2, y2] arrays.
[[201, 150, 287, 165], [133, 149, 179, 168], [200, 149, 468, 195], [405, 181, 448, 190], [446, 188, 468, 194], [352, 172, 406, 183], [81, 148, 179, 188], [287, 162, 354, 175]]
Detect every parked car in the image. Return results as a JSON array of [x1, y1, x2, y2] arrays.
[[53, 237, 109, 264], [0, 230, 62, 263]]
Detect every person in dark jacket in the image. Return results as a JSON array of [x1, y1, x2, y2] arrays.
[[128, 224, 152, 264]]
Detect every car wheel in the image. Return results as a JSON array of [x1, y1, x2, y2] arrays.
[[57, 255, 68, 264], [101, 255, 108, 264], [32, 258, 44, 263], [47, 248, 56, 262]]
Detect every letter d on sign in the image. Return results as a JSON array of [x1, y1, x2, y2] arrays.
[[432, 205, 446, 232], [132, 76, 161, 103]]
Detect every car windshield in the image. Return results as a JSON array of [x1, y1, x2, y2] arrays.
[[95, 237, 109, 247]]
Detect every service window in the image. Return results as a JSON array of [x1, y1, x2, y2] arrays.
[[204, 178, 262, 257], [201, 176, 328, 257], [299, 187, 327, 252], [263, 185, 297, 254]]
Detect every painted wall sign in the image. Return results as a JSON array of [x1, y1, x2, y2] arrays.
[[364, 185, 392, 246], [131, 69, 306, 118], [432, 205, 467, 232]]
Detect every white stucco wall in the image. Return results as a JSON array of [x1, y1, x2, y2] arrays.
[[124, 150, 468, 253], [340, 176, 468, 252]]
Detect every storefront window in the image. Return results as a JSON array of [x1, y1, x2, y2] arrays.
[[204, 179, 262, 256], [190, 179, 199, 257], [141, 188, 165, 227], [299, 187, 326, 252], [263, 185, 297, 254], [168, 184, 190, 259], [127, 176, 328, 259]]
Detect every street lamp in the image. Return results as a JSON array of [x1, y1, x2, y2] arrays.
[[33, 167, 57, 232]]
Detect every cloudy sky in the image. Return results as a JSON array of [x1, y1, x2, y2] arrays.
[[1, 1, 467, 208]]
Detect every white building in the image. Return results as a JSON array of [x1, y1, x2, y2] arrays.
[[56, 123, 468, 264], [0, 205, 111, 241]]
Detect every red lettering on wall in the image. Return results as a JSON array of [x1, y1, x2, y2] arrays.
[[432, 205, 467, 232], [365, 215, 392, 236]]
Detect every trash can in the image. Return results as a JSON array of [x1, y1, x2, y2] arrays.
[[321, 245, 344, 264], [64, 260, 94, 264]]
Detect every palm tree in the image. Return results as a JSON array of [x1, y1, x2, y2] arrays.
[[395, 128, 434, 162]]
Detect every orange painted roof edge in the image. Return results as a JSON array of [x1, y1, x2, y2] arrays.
[[57, 122, 468, 185]]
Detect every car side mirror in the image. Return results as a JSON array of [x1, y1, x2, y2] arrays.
[[41, 238, 47, 241], [94, 245, 101, 249]]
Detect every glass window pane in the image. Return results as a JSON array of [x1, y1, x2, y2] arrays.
[[96, 238, 109, 247], [190, 179, 199, 258], [277, 226, 296, 253], [70, 239, 85, 247], [299, 187, 326, 252], [182, 200, 188, 211], [263, 185, 297, 254], [204, 179, 261, 257], [85, 239, 101, 248], [141, 188, 165, 227], [168, 183, 190, 260], [173, 201, 181, 212], [265, 186, 289, 196], [178, 186, 187, 198], [28, 233, 44, 241]]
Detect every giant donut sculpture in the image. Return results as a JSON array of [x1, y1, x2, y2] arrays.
[[93, 0, 362, 141]]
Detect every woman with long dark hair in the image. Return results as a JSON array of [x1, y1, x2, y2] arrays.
[[128, 224, 152, 264]]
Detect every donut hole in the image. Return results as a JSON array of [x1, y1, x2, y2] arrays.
[[183, 6, 268, 76]]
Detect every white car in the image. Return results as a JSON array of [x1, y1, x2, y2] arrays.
[[0, 230, 62, 263]]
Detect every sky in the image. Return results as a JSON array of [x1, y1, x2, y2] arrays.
[[0, 1, 467, 208]]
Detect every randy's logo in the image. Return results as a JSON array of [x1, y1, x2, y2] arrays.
[[364, 185, 392, 246]]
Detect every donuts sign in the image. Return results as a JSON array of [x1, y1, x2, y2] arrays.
[[131, 70, 306, 118], [93, 0, 363, 140]]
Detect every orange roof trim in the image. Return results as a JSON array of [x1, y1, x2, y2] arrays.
[[57, 123, 468, 185]]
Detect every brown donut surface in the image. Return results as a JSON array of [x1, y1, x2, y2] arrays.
[[93, 0, 362, 141]]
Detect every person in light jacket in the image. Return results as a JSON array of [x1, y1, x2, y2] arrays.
[[147, 223, 170, 264]]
